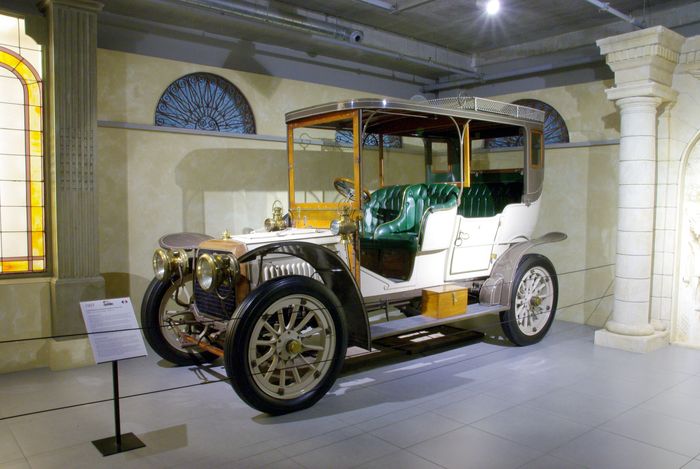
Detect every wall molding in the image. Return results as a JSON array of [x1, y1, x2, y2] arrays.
[[98, 120, 287, 143], [98, 120, 620, 149]]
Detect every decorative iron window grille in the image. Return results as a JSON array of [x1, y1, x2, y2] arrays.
[[335, 130, 402, 149], [485, 99, 569, 148], [155, 72, 256, 134]]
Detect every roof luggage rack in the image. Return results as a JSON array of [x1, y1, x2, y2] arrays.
[[425, 96, 545, 123]]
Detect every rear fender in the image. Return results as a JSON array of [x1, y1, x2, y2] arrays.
[[236, 242, 370, 350], [479, 232, 566, 308]]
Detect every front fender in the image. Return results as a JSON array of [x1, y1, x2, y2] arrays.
[[158, 232, 214, 250], [235, 242, 370, 350]]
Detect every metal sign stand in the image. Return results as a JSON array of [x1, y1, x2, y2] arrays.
[[92, 361, 145, 456]]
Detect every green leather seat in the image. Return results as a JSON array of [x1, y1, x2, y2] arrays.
[[426, 183, 459, 212], [360, 184, 413, 279], [360, 183, 459, 279], [458, 173, 523, 218], [365, 183, 460, 249], [373, 184, 425, 245], [459, 184, 494, 218], [457, 180, 523, 218], [361, 184, 409, 238]]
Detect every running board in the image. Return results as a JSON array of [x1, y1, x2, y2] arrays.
[[370, 303, 508, 340]]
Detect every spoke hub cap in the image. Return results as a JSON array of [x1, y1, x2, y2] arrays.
[[277, 330, 303, 360]]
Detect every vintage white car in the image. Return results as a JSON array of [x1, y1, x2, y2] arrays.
[[142, 96, 565, 414]]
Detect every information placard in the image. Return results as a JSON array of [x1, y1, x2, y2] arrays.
[[80, 298, 148, 364]]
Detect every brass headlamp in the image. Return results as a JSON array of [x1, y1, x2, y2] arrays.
[[152, 248, 189, 281], [195, 252, 240, 293], [264, 200, 288, 232], [330, 206, 357, 244]]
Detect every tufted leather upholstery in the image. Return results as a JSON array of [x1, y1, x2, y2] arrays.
[[458, 181, 523, 218], [374, 184, 426, 240], [459, 184, 493, 218], [366, 183, 460, 246], [364, 179, 517, 231], [426, 183, 460, 211], [361, 185, 409, 236]]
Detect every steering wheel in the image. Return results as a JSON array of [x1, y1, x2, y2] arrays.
[[333, 177, 371, 203]]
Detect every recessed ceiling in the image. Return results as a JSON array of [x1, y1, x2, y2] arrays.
[[95, 0, 700, 95], [278, 0, 690, 53]]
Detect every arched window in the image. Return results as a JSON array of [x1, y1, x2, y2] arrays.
[[155, 72, 256, 134], [0, 14, 45, 274], [485, 98, 569, 148], [335, 130, 402, 149]]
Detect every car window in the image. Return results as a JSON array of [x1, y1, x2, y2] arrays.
[[381, 136, 425, 186], [530, 130, 543, 168], [293, 125, 354, 204], [430, 141, 450, 173], [471, 137, 524, 172]]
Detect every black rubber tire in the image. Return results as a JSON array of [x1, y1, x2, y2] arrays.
[[141, 275, 218, 366], [224, 276, 347, 415], [500, 254, 558, 346]]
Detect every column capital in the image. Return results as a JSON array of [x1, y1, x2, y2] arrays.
[[605, 83, 676, 104], [598, 26, 685, 104], [38, 0, 103, 14]]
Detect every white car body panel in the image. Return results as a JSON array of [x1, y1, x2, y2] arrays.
[[420, 207, 458, 252], [495, 199, 540, 245], [448, 215, 500, 277], [235, 200, 541, 298], [359, 250, 449, 297]]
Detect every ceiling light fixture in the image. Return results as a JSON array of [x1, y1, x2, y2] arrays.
[[486, 0, 500, 15]]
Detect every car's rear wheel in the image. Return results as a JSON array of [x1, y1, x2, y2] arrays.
[[225, 276, 347, 415], [141, 274, 218, 365], [500, 254, 558, 346]]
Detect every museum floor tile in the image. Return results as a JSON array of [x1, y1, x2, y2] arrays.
[[3, 320, 700, 468]]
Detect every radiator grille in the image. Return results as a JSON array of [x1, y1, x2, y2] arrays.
[[193, 249, 236, 319], [193, 256, 318, 318], [262, 261, 317, 282]]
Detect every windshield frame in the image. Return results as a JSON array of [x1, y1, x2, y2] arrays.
[[286, 109, 362, 228]]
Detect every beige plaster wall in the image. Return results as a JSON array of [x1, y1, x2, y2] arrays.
[[98, 129, 286, 302], [533, 145, 618, 327], [493, 80, 620, 142], [0, 280, 51, 372]]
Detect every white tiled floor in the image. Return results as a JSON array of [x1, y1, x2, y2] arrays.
[[2, 321, 700, 468]]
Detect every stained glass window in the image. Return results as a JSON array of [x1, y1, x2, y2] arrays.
[[485, 99, 569, 148], [0, 14, 45, 274], [155, 72, 256, 134], [335, 130, 402, 149]]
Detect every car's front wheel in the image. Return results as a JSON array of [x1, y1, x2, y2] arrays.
[[500, 254, 558, 346], [224, 276, 347, 415], [141, 274, 218, 365]]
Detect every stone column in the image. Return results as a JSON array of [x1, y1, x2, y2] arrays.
[[40, 0, 105, 338], [594, 26, 684, 352]]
